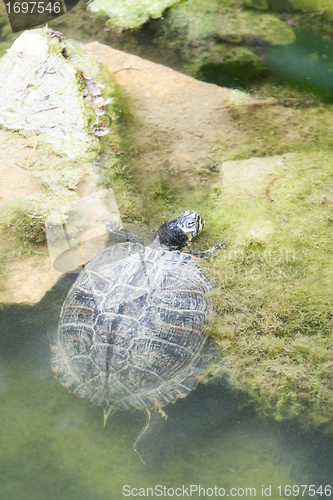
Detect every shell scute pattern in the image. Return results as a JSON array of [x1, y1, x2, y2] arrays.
[[53, 238, 211, 411]]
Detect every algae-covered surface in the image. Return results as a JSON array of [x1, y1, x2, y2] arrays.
[[0, 29, 99, 159], [116, 102, 333, 433], [87, 0, 184, 29], [201, 150, 333, 430]]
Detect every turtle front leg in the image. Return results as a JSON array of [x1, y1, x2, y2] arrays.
[[102, 219, 144, 245], [184, 241, 227, 258]]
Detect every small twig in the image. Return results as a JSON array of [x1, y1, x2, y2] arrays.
[[25, 214, 46, 219], [35, 54, 49, 74], [265, 176, 280, 202], [326, 216, 333, 221], [7, 116, 27, 125], [211, 98, 299, 111], [7, 106, 64, 125], [247, 98, 298, 107], [210, 104, 230, 111], [31, 106, 64, 115], [244, 189, 255, 198], [14, 162, 26, 170], [26, 130, 38, 172], [111, 67, 141, 74], [17, 83, 31, 99]]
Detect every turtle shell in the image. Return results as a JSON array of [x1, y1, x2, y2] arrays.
[[52, 242, 211, 410]]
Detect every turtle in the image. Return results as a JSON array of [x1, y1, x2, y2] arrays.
[[51, 211, 224, 463]]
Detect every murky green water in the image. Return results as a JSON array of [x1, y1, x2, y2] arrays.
[[1, 276, 333, 499]]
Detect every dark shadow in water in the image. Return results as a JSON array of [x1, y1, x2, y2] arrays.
[[134, 377, 333, 487], [0, 273, 76, 365], [195, 61, 265, 89]]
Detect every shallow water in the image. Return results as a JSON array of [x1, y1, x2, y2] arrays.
[[1, 275, 333, 499], [1, 1, 333, 499]]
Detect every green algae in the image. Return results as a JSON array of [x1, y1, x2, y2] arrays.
[[109, 90, 333, 431], [288, 0, 333, 12], [213, 10, 295, 45], [196, 149, 333, 431], [244, 0, 269, 9], [87, 0, 185, 29]]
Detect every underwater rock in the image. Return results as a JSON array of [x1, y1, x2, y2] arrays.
[[87, 0, 182, 29], [0, 28, 113, 158], [213, 11, 295, 46], [0, 254, 60, 304], [152, 0, 295, 85]]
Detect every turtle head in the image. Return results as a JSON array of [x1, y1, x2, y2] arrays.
[[150, 211, 204, 250]]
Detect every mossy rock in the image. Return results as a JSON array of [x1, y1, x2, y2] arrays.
[[213, 11, 295, 45], [191, 46, 263, 87], [153, 0, 295, 88], [201, 151, 333, 432], [87, 0, 184, 29], [244, 0, 269, 9], [288, 0, 333, 12], [0, 31, 132, 284]]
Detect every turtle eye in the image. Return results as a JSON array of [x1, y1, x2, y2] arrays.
[[187, 221, 195, 228]]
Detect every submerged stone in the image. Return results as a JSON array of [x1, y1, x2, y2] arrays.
[[87, 0, 183, 29], [153, 0, 295, 85], [213, 11, 295, 45]]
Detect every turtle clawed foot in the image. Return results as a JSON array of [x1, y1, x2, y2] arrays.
[[157, 407, 168, 420], [214, 241, 228, 249]]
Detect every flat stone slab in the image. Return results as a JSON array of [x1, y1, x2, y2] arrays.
[[220, 153, 298, 202], [83, 42, 231, 182]]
